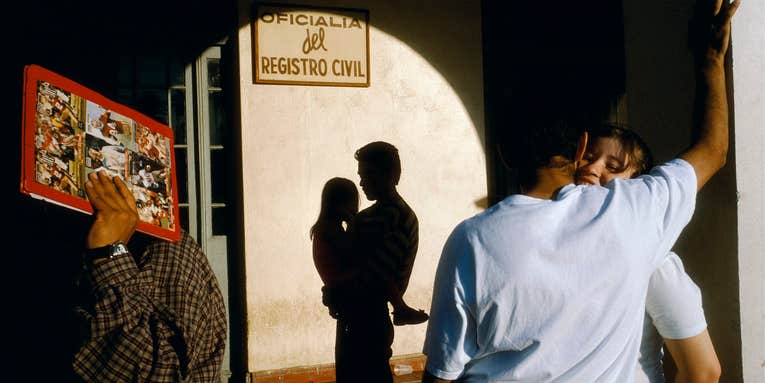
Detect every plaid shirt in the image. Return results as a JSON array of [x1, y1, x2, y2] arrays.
[[73, 230, 227, 382]]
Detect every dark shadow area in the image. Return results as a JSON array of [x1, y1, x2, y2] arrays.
[[482, 0, 627, 204], [5, 0, 244, 381], [221, 28, 251, 383]]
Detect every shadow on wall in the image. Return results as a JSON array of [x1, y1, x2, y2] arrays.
[[310, 142, 430, 382]]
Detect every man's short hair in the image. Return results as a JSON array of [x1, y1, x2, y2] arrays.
[[588, 124, 654, 176], [354, 141, 401, 184], [501, 118, 584, 186]]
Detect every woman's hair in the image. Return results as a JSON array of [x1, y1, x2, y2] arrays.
[[588, 124, 654, 177], [310, 177, 359, 239]]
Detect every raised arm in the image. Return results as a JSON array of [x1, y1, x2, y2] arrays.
[[644, 253, 721, 383], [679, 0, 740, 191]]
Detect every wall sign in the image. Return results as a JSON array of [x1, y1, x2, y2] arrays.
[[253, 3, 370, 87]]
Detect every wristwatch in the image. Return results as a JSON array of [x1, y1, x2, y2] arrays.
[[84, 241, 130, 263]]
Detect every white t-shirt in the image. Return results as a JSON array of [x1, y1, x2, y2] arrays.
[[635, 252, 707, 383], [423, 159, 697, 383]]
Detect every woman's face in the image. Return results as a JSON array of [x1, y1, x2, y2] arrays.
[[332, 192, 358, 222], [575, 137, 635, 186], [341, 195, 359, 220]]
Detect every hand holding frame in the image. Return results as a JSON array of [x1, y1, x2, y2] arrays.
[[84, 170, 139, 249]]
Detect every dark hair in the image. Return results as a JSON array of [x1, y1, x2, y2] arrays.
[[354, 141, 401, 184], [310, 177, 358, 239], [588, 124, 654, 176], [501, 118, 584, 186]]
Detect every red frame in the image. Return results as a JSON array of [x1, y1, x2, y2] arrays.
[[21, 64, 181, 242]]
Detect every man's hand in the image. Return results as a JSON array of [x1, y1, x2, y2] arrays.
[[680, 0, 740, 191], [84, 170, 139, 249], [705, 0, 740, 62]]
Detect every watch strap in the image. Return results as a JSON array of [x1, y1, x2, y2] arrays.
[[84, 241, 130, 262]]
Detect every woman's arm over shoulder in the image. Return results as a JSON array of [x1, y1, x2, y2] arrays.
[[647, 252, 720, 383], [665, 330, 721, 383]]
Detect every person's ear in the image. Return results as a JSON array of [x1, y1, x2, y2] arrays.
[[574, 131, 588, 165]]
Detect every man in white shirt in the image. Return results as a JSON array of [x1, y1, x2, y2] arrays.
[[422, 1, 738, 382]]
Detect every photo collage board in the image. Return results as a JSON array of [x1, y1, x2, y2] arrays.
[[21, 65, 180, 242]]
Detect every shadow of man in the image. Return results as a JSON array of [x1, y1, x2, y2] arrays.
[[339, 141, 426, 382]]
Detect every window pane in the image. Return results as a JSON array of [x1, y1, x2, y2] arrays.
[[208, 91, 226, 146], [170, 89, 187, 145], [208, 58, 221, 88], [210, 149, 226, 204], [175, 149, 188, 203], [212, 206, 227, 236]]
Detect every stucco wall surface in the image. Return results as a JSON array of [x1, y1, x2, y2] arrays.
[[237, 0, 486, 371]]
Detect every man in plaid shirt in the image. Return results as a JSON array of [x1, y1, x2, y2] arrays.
[[74, 169, 227, 382]]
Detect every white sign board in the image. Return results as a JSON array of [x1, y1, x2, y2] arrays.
[[253, 4, 370, 87]]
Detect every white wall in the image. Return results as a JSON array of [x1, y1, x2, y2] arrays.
[[731, 1, 765, 381], [236, 0, 486, 371]]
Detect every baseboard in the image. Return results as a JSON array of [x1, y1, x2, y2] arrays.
[[251, 354, 426, 383]]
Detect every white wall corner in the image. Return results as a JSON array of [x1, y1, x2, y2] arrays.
[[731, 1, 765, 382]]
